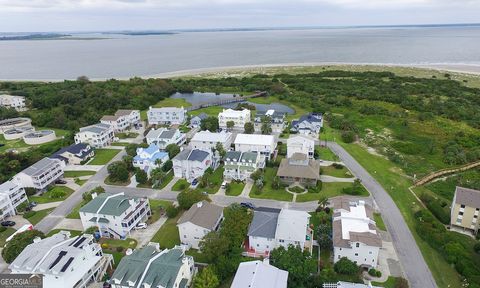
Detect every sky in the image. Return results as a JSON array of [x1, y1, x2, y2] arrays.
[[1, 0, 480, 32]]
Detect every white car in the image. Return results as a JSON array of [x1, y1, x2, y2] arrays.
[[135, 223, 147, 229], [221, 181, 227, 189]]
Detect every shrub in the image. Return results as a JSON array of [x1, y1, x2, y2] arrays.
[[162, 160, 173, 172], [49, 189, 66, 199], [334, 257, 358, 275], [0, 226, 6, 233], [25, 187, 36, 196], [85, 226, 97, 234], [166, 205, 179, 218], [332, 163, 344, 169], [368, 268, 381, 277], [116, 246, 124, 253], [23, 211, 36, 219], [474, 242, 480, 254], [2, 230, 45, 263], [341, 131, 355, 143], [101, 243, 109, 249]]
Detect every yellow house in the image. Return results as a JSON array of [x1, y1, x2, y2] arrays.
[[450, 186, 480, 234]]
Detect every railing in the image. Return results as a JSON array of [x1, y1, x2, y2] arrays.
[[414, 160, 480, 186]]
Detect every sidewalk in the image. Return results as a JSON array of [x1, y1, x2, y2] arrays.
[[240, 181, 253, 198], [33, 201, 62, 211], [320, 175, 355, 183]]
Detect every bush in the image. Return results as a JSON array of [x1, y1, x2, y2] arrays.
[[474, 242, 480, 254], [23, 211, 37, 219], [2, 230, 45, 263], [332, 163, 344, 169], [341, 131, 355, 143], [0, 226, 6, 233], [116, 246, 124, 253], [334, 257, 359, 275], [49, 189, 66, 199], [166, 205, 179, 218], [101, 243, 109, 249], [162, 160, 173, 172], [177, 190, 208, 210], [25, 187, 36, 196], [368, 268, 381, 277], [85, 226, 97, 234]]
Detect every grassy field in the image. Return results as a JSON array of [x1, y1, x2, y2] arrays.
[[249, 95, 308, 121], [249, 167, 293, 202], [374, 213, 387, 231], [89, 149, 120, 165], [0, 228, 16, 246], [321, 165, 353, 178], [29, 186, 74, 203], [148, 199, 172, 224], [63, 170, 96, 178], [25, 208, 55, 225], [116, 132, 139, 139], [316, 146, 338, 161], [226, 181, 245, 196], [46, 229, 82, 237], [104, 175, 131, 186], [189, 106, 224, 117], [151, 212, 182, 249], [111, 142, 130, 147], [200, 166, 224, 194], [296, 182, 366, 202], [172, 178, 190, 191]]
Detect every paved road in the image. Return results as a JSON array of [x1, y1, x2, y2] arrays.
[[327, 142, 436, 288]]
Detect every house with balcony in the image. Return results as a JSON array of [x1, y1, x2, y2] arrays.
[[231, 258, 288, 288], [172, 148, 213, 183], [277, 153, 320, 187], [100, 109, 140, 132], [332, 198, 382, 268], [110, 243, 194, 288], [132, 144, 169, 176], [0, 180, 28, 220], [287, 134, 315, 159], [147, 106, 187, 125], [79, 192, 151, 239], [234, 133, 277, 160], [254, 109, 287, 133], [9, 231, 112, 288], [189, 113, 208, 128], [291, 113, 323, 135], [13, 157, 65, 191], [146, 128, 186, 150], [218, 108, 251, 130], [189, 130, 234, 152], [223, 151, 265, 181], [74, 123, 115, 148], [245, 207, 312, 258], [51, 143, 94, 165], [0, 94, 27, 111], [450, 186, 480, 234]]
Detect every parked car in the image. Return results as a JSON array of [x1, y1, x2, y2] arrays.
[[135, 223, 147, 229], [1, 221, 16, 227], [55, 179, 67, 185], [240, 202, 256, 210], [221, 181, 227, 189], [103, 281, 111, 288], [29, 201, 37, 208], [191, 179, 198, 186]]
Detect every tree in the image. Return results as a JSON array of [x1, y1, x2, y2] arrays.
[[177, 190, 209, 210], [150, 168, 166, 187], [193, 266, 220, 288], [244, 122, 254, 134], [199, 232, 230, 263], [162, 159, 173, 172], [270, 245, 317, 288], [135, 169, 148, 185], [271, 176, 281, 189], [341, 130, 355, 143], [107, 161, 129, 182], [215, 142, 226, 158], [260, 117, 272, 135], [166, 144, 181, 159], [201, 116, 219, 132], [226, 121, 235, 130], [250, 169, 263, 181], [166, 205, 179, 218], [122, 155, 134, 172], [2, 230, 45, 263], [317, 196, 329, 211], [125, 143, 140, 157], [334, 257, 359, 275]]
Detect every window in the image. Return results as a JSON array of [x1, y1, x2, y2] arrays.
[[279, 239, 285, 243], [355, 253, 358, 256], [461, 204, 465, 208], [459, 211, 464, 216], [356, 243, 360, 248]]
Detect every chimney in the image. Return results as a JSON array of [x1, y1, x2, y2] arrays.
[[197, 201, 203, 208], [91, 192, 97, 199], [33, 237, 42, 243]]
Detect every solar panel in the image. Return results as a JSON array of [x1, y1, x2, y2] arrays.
[[73, 237, 86, 248], [60, 257, 74, 272], [49, 251, 67, 269]]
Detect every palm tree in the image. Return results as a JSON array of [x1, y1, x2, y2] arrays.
[[318, 196, 329, 210]]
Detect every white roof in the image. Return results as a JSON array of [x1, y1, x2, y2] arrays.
[[275, 209, 310, 242], [219, 108, 250, 117], [234, 134, 275, 146], [336, 201, 376, 240], [287, 134, 316, 144], [148, 106, 185, 112], [231, 260, 288, 288], [190, 130, 232, 143]]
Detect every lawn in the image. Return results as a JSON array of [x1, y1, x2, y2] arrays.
[[25, 208, 55, 225], [249, 167, 293, 202], [115, 132, 139, 139], [374, 213, 387, 231], [321, 165, 353, 178], [153, 97, 192, 108], [296, 182, 367, 202], [111, 142, 130, 147], [199, 166, 224, 194], [67, 198, 89, 219], [46, 229, 82, 237], [0, 228, 16, 246], [226, 181, 245, 196], [189, 106, 224, 117], [63, 170, 96, 178], [172, 178, 190, 191], [148, 199, 172, 224], [29, 186, 74, 204], [88, 149, 121, 165], [155, 170, 174, 189], [104, 174, 131, 186], [373, 276, 404, 288], [100, 238, 138, 267], [316, 146, 339, 161], [151, 211, 182, 249], [249, 95, 307, 121], [75, 178, 87, 186]]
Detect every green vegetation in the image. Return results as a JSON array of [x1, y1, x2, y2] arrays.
[[249, 167, 293, 202], [63, 170, 96, 178], [296, 182, 368, 202], [89, 149, 120, 165], [155, 170, 174, 189], [225, 181, 245, 196], [374, 213, 387, 231], [2, 229, 45, 263], [151, 211, 182, 248], [172, 178, 190, 191], [373, 277, 409, 288], [46, 229, 82, 237], [152, 97, 191, 108], [148, 199, 172, 224], [67, 186, 105, 219], [190, 106, 223, 117], [315, 146, 338, 161], [197, 166, 224, 194], [115, 132, 139, 139], [321, 164, 352, 178], [24, 208, 55, 225], [29, 186, 74, 203], [424, 168, 480, 201], [0, 228, 16, 246]]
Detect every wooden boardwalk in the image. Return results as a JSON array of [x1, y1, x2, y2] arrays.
[[186, 91, 267, 111], [414, 160, 480, 186]]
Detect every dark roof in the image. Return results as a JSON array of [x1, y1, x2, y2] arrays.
[[159, 129, 177, 139], [298, 113, 322, 124], [248, 207, 280, 238], [188, 149, 210, 162], [225, 151, 242, 161], [51, 143, 92, 160], [177, 201, 223, 229], [455, 186, 480, 208]]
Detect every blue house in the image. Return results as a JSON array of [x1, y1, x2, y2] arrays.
[[132, 144, 169, 176]]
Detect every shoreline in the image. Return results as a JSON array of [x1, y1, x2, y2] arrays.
[[1, 62, 480, 82]]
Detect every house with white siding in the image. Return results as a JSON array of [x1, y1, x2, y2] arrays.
[[218, 109, 251, 130], [189, 130, 234, 152], [147, 106, 187, 125], [254, 109, 287, 133], [145, 128, 186, 149], [74, 123, 115, 148], [132, 144, 169, 176], [0, 180, 28, 220], [291, 113, 323, 135], [234, 133, 277, 160], [0, 94, 27, 111], [223, 151, 265, 181], [231, 259, 288, 288], [51, 143, 94, 165], [189, 113, 208, 128], [13, 157, 65, 191], [100, 109, 140, 132], [287, 134, 315, 159], [172, 148, 213, 183]]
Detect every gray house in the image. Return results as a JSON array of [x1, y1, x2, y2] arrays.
[[189, 113, 208, 128]]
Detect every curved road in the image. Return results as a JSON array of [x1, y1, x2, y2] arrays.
[[327, 142, 436, 288]]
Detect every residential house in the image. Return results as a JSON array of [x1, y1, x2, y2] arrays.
[[276, 153, 320, 187], [100, 109, 140, 132], [146, 128, 186, 149], [79, 192, 151, 239], [218, 109, 251, 130], [51, 143, 94, 165], [132, 144, 169, 176], [0, 180, 28, 220], [110, 243, 194, 288], [291, 113, 323, 135], [9, 231, 112, 288], [13, 157, 65, 190], [254, 109, 287, 133], [189, 113, 208, 128], [74, 123, 115, 148], [323, 282, 381, 288], [332, 198, 382, 268], [231, 259, 288, 288], [177, 201, 224, 249], [0, 94, 27, 111], [245, 207, 312, 257], [172, 148, 213, 183], [147, 106, 187, 125], [287, 134, 315, 159], [189, 130, 234, 152], [450, 186, 480, 234], [234, 133, 277, 160], [223, 151, 265, 181]]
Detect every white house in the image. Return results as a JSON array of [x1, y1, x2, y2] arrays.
[[100, 109, 140, 132], [13, 157, 65, 190], [189, 113, 208, 128], [189, 130, 234, 152], [218, 108, 251, 130], [245, 207, 313, 257], [291, 113, 323, 135], [147, 106, 187, 125], [287, 134, 315, 159], [254, 109, 287, 133], [145, 128, 186, 149], [332, 198, 382, 268], [132, 144, 169, 175], [79, 192, 151, 239], [231, 259, 288, 288], [234, 133, 277, 160], [110, 243, 194, 288], [223, 151, 265, 181], [74, 123, 115, 148], [172, 148, 213, 183], [177, 201, 224, 249], [0, 94, 27, 111], [0, 180, 28, 220], [51, 143, 94, 165], [9, 231, 112, 288]]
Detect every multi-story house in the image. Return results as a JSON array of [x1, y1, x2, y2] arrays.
[[218, 109, 251, 130], [173, 148, 213, 183], [100, 109, 140, 132], [79, 192, 151, 239], [287, 134, 315, 159], [291, 113, 323, 135], [189, 113, 208, 128], [234, 133, 277, 160], [450, 186, 480, 234], [145, 128, 186, 149], [51, 143, 94, 165], [147, 106, 187, 125], [177, 201, 224, 249], [110, 243, 194, 288], [332, 198, 382, 268], [9, 231, 113, 288], [0, 180, 28, 220], [133, 144, 169, 176], [245, 207, 313, 258], [189, 130, 234, 152], [0, 94, 27, 111], [254, 109, 287, 133], [74, 123, 115, 148], [223, 151, 265, 181], [277, 153, 320, 187], [13, 157, 65, 190], [231, 259, 288, 288]]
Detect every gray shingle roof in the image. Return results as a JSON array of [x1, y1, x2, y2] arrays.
[[248, 207, 281, 238], [159, 129, 177, 140], [225, 151, 242, 161], [188, 149, 209, 162], [20, 157, 61, 177], [455, 186, 480, 208], [177, 201, 223, 229]]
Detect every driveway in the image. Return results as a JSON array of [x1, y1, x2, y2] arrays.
[[53, 218, 84, 231], [129, 216, 168, 247]]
